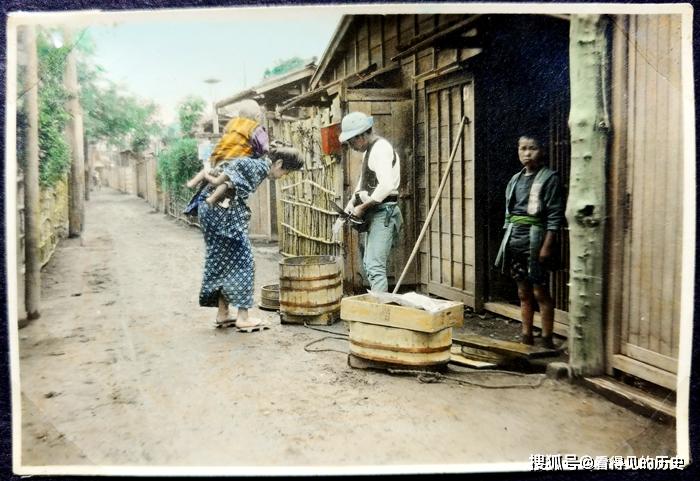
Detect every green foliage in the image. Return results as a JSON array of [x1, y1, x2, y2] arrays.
[[177, 96, 206, 137], [80, 73, 162, 152], [154, 96, 206, 195], [36, 30, 71, 187], [78, 30, 162, 153], [156, 137, 199, 197], [263, 56, 305, 79]]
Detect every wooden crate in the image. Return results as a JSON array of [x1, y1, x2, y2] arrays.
[[340, 294, 463, 333], [341, 294, 464, 367]]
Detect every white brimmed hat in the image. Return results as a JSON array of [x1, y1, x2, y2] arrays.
[[339, 112, 374, 143]]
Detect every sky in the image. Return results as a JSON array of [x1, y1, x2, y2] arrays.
[[85, 7, 343, 124]]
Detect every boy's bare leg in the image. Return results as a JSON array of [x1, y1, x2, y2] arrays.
[[206, 183, 229, 205], [534, 285, 555, 348], [186, 168, 206, 188], [517, 281, 535, 345]]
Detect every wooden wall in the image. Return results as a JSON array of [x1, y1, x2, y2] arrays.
[[312, 14, 484, 294], [606, 14, 683, 390], [315, 14, 569, 303]]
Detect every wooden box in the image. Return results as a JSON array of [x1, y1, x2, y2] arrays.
[[340, 294, 463, 333]]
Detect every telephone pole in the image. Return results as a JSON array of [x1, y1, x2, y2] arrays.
[[23, 25, 41, 320], [65, 28, 85, 237]]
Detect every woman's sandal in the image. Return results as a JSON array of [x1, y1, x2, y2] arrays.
[[214, 318, 237, 329], [234, 319, 271, 333]]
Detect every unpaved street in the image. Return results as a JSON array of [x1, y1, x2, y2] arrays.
[[17, 189, 674, 473]]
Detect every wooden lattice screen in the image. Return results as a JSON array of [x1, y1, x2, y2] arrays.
[[273, 113, 342, 258]]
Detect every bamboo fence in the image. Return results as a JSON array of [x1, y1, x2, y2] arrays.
[[273, 110, 343, 258]]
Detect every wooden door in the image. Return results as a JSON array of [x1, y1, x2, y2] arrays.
[[343, 91, 415, 292], [607, 15, 683, 390], [424, 76, 477, 306]]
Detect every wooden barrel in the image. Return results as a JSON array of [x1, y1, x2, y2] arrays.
[[348, 322, 453, 367], [279, 256, 342, 325], [259, 284, 279, 311]]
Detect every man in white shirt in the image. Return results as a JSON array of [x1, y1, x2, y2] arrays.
[[338, 111, 403, 292]]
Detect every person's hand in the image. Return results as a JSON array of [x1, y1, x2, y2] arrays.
[[332, 218, 345, 242], [352, 204, 366, 219], [538, 244, 552, 263]]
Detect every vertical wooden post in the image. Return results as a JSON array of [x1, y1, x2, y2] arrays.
[[24, 25, 41, 320], [567, 14, 609, 376], [84, 138, 91, 201], [212, 103, 219, 135], [64, 28, 85, 237]]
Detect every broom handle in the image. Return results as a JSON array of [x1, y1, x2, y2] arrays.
[[392, 115, 468, 294]]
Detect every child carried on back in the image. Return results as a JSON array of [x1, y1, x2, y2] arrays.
[[184, 99, 269, 213]]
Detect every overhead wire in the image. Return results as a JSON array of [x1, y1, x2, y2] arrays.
[[16, 27, 89, 101]]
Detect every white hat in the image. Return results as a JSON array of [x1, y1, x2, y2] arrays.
[[339, 112, 374, 143]]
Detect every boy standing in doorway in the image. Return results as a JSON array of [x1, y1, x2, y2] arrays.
[[495, 134, 565, 349]]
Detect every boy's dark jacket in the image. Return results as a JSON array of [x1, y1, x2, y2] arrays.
[[494, 166, 565, 273]]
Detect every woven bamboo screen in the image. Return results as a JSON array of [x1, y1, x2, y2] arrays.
[[273, 111, 342, 258]]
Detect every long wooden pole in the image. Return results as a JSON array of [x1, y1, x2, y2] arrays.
[[24, 25, 41, 320], [65, 28, 85, 237], [567, 14, 608, 376], [392, 115, 467, 294]]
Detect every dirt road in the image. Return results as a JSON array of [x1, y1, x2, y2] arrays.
[[16, 189, 674, 474]]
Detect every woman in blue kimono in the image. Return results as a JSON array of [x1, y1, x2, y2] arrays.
[[198, 147, 302, 331]]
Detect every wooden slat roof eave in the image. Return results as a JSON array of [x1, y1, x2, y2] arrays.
[[278, 62, 379, 113], [276, 85, 332, 113], [256, 63, 317, 94], [391, 14, 483, 62], [214, 64, 317, 110], [214, 88, 260, 109], [309, 15, 353, 90]]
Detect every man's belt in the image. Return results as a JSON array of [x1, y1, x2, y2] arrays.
[[382, 195, 399, 203]]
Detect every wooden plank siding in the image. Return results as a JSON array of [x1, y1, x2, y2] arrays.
[[424, 76, 476, 306], [607, 14, 683, 388]]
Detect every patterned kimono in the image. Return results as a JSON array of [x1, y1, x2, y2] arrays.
[[198, 157, 270, 308]]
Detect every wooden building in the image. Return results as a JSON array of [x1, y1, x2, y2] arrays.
[[277, 13, 687, 391], [212, 62, 317, 241], [605, 15, 685, 390]]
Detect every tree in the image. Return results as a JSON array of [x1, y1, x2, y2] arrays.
[[263, 56, 306, 79], [80, 76, 162, 153], [156, 96, 206, 197], [35, 29, 71, 187], [78, 35, 162, 153], [177, 96, 206, 137]]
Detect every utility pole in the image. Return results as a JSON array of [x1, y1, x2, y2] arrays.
[[64, 28, 85, 237], [24, 25, 41, 320], [85, 139, 91, 201], [204, 77, 221, 134]]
